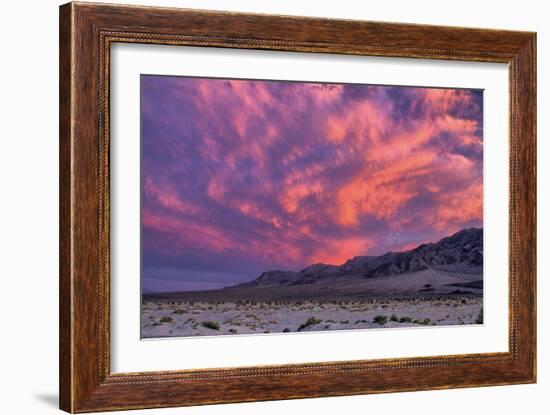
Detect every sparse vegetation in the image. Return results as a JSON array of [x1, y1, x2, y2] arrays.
[[201, 320, 220, 330], [143, 288, 482, 338], [297, 317, 323, 331], [373, 315, 388, 325]]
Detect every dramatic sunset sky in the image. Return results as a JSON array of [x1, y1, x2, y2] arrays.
[[141, 75, 483, 292]]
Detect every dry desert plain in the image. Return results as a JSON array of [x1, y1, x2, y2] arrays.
[[141, 269, 483, 338]]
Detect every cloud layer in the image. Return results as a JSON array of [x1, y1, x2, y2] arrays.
[[141, 76, 483, 291]]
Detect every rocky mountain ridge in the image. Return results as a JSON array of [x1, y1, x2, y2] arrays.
[[238, 228, 483, 288]]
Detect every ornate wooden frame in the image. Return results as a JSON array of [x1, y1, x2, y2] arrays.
[[59, 2, 536, 412]]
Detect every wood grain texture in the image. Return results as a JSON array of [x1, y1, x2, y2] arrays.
[[59, 3, 73, 411], [59, 2, 537, 412]]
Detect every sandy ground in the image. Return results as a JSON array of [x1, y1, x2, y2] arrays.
[[141, 296, 483, 338]]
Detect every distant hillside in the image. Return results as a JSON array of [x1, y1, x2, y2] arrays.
[[238, 228, 482, 288]]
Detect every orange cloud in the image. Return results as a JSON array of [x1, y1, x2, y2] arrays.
[[142, 76, 483, 277], [310, 237, 374, 266]]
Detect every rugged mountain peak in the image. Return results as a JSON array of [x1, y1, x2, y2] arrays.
[[242, 228, 482, 287], [299, 263, 342, 276], [339, 255, 375, 274]]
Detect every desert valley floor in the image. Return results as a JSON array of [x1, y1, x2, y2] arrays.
[[141, 268, 483, 338]]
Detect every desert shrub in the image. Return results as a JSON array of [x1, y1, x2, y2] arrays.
[[390, 314, 399, 322], [172, 309, 184, 314], [475, 307, 484, 324], [399, 316, 413, 323], [419, 318, 433, 325], [159, 316, 173, 324], [373, 315, 388, 325], [297, 317, 323, 331], [340, 320, 350, 324], [283, 328, 291, 333], [201, 320, 220, 330]]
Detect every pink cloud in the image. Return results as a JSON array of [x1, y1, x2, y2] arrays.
[[141, 76, 483, 277]]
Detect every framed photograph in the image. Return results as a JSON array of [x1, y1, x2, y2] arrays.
[[59, 2, 536, 412]]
